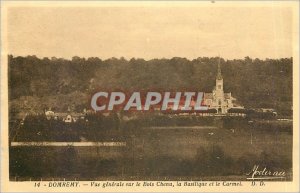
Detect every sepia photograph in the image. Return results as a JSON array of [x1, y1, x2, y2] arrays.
[[1, 1, 299, 192]]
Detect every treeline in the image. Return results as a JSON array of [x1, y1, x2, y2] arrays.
[[8, 55, 292, 115]]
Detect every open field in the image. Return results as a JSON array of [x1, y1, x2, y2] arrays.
[[9, 118, 292, 181]]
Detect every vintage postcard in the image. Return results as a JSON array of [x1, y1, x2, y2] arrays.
[[0, 0, 299, 192]]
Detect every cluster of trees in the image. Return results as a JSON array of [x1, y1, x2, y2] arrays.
[[8, 55, 292, 115], [15, 113, 121, 142], [13, 114, 225, 142], [15, 113, 291, 142]]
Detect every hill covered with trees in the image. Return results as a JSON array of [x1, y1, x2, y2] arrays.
[[8, 55, 292, 116]]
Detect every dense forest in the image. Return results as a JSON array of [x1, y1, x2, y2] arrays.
[[8, 55, 293, 115]]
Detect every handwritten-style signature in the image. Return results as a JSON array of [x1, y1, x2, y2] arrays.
[[246, 165, 286, 180]]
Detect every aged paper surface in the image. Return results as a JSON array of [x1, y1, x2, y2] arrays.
[[1, 1, 299, 192]]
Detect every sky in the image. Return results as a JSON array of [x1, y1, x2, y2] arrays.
[[6, 3, 294, 60]]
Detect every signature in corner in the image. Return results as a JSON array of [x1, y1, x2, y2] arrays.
[[246, 165, 286, 180]]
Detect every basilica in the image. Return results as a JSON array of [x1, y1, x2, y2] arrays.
[[203, 60, 243, 114]]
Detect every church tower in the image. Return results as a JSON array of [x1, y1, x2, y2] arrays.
[[216, 58, 223, 92], [214, 57, 225, 113], [203, 56, 238, 114]]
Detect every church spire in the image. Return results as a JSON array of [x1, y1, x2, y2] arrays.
[[216, 56, 222, 80]]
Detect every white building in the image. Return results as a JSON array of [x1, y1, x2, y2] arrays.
[[203, 59, 243, 114]]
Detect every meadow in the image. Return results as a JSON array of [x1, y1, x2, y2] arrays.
[[9, 117, 292, 181]]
